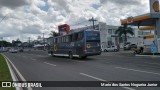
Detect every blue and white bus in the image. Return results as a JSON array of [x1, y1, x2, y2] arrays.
[[48, 29, 101, 59]]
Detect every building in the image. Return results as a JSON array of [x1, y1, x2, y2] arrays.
[[98, 22, 119, 49]]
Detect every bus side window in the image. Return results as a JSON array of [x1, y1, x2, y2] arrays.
[[61, 37, 63, 43], [54, 38, 57, 44], [66, 36, 69, 42], [78, 32, 83, 41], [71, 35, 74, 42], [60, 37, 62, 43], [72, 33, 78, 41]]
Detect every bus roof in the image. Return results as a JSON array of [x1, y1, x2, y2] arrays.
[[54, 29, 99, 38]]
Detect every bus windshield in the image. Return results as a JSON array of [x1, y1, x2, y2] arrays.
[[86, 31, 100, 41]]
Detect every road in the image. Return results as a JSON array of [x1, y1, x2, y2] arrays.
[[3, 50, 160, 90]]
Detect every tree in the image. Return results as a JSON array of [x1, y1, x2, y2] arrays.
[[12, 38, 22, 47], [50, 31, 59, 38], [115, 25, 134, 45], [0, 41, 12, 47]]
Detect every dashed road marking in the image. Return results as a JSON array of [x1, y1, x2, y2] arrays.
[[44, 62, 56, 66], [80, 73, 106, 81], [115, 67, 160, 76], [80, 73, 135, 90]]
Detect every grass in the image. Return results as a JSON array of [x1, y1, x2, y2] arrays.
[[0, 54, 15, 90]]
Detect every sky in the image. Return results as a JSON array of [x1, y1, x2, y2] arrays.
[[0, 0, 150, 42]]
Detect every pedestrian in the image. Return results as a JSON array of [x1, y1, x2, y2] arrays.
[[140, 47, 144, 53]]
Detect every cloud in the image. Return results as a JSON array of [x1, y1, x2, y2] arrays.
[[100, 0, 141, 6], [0, 0, 150, 42], [0, 0, 31, 9]]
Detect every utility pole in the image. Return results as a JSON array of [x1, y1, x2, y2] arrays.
[[88, 17, 97, 29], [43, 33, 45, 50], [28, 37, 30, 49]]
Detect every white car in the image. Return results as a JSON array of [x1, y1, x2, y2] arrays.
[[9, 48, 18, 53], [102, 45, 119, 52]]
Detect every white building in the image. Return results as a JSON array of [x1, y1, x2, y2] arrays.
[[98, 22, 119, 49]]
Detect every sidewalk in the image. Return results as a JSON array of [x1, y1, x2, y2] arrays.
[[101, 49, 134, 57]]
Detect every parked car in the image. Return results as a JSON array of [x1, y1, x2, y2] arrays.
[[124, 44, 137, 50], [9, 48, 18, 53], [0, 47, 8, 52], [18, 48, 23, 52], [102, 45, 118, 52]]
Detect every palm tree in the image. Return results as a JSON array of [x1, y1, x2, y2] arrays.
[[50, 31, 59, 38], [115, 25, 134, 45]]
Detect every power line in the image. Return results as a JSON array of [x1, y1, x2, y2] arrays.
[[0, 16, 7, 24]]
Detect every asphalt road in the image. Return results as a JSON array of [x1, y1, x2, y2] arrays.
[[3, 50, 160, 90]]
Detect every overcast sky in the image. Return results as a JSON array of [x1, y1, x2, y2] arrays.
[[0, 0, 150, 42]]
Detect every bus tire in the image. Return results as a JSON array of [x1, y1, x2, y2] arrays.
[[82, 56, 87, 59], [104, 49, 107, 52], [69, 52, 73, 59], [50, 51, 55, 57], [51, 51, 53, 56]]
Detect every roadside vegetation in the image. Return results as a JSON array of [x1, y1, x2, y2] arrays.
[[0, 54, 15, 90]]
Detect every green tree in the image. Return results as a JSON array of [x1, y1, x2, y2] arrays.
[[115, 25, 134, 45], [50, 31, 59, 38], [0, 41, 12, 47]]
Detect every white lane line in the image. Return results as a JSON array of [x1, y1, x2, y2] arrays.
[[3, 55, 21, 90], [80, 73, 106, 81], [115, 67, 160, 76], [44, 62, 56, 66], [3, 54, 33, 90], [80, 73, 135, 90], [144, 62, 160, 65]]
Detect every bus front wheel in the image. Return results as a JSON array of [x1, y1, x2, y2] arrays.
[[69, 52, 73, 59]]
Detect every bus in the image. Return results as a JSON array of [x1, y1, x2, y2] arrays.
[[48, 29, 101, 59]]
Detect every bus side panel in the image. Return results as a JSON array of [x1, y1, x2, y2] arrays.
[[75, 40, 84, 57]]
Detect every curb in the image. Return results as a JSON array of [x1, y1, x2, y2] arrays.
[[135, 54, 160, 57], [2, 54, 33, 90], [2, 54, 21, 90]]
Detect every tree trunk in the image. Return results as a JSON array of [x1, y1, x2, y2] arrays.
[[124, 33, 127, 45]]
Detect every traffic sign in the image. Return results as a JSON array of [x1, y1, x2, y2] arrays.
[[151, 44, 158, 53]]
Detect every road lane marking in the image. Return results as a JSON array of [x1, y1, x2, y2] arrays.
[[80, 73, 106, 81], [80, 73, 135, 90], [44, 62, 56, 66], [115, 67, 160, 76], [2, 54, 33, 90], [3, 54, 21, 90], [144, 62, 160, 65]]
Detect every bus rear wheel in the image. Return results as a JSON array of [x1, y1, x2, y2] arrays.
[[69, 52, 73, 59]]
